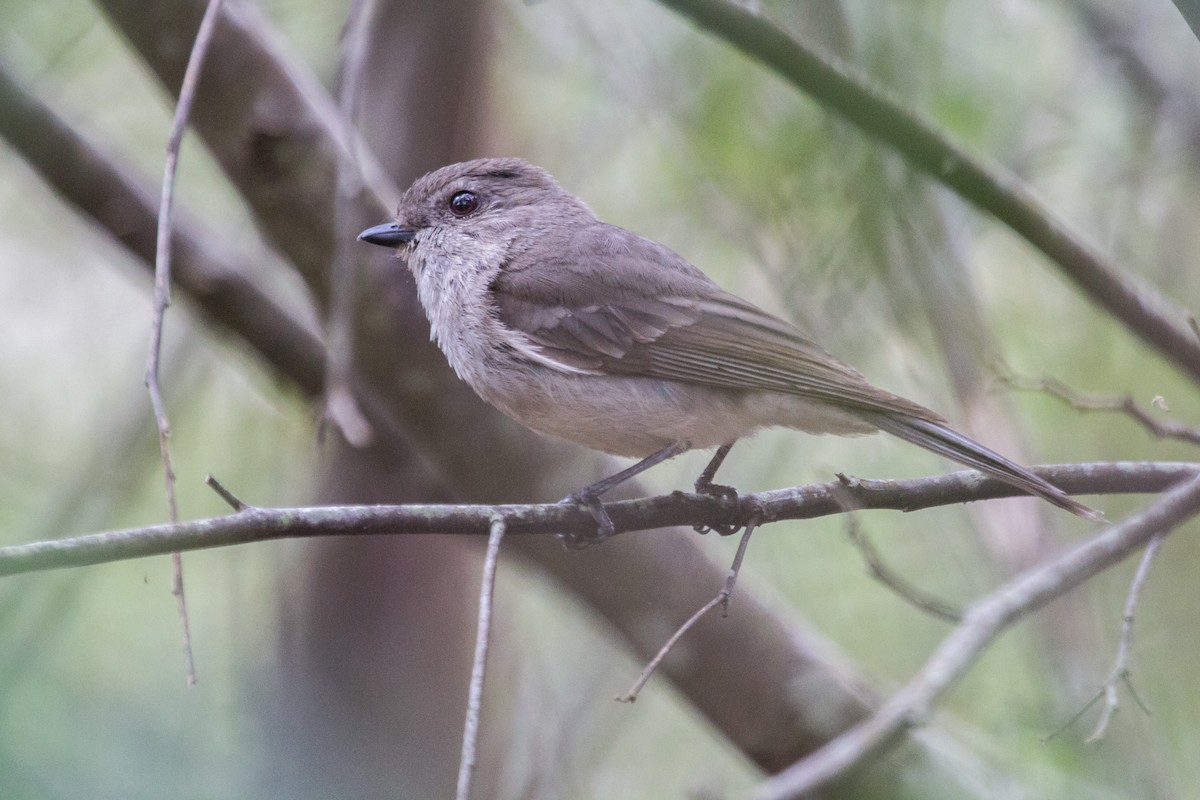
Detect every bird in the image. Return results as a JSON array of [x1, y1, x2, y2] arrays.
[[359, 157, 1100, 539]]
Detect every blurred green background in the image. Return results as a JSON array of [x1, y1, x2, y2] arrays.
[[1, 1, 1198, 798]]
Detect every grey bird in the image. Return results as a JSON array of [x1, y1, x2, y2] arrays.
[[359, 157, 1100, 538]]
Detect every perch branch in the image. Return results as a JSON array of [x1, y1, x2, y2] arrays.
[[0, 461, 1194, 577]]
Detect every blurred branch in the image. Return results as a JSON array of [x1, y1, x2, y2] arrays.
[[0, 56, 457, 487], [322, 0, 377, 448], [1171, 0, 1200, 41], [0, 57, 326, 395], [1078, 1, 1200, 159], [1001, 371, 1200, 446], [94, 0, 400, 295], [0, 461, 1194, 576], [845, 517, 961, 623], [753, 472, 1200, 800], [1084, 531, 1163, 743], [91, 0, 494, 494], [654, 0, 1200, 385]]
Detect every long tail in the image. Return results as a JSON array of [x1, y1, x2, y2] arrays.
[[859, 412, 1102, 521]]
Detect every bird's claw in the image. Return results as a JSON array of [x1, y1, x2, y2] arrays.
[[693, 480, 742, 536], [557, 489, 615, 548]]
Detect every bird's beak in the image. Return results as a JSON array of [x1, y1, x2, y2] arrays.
[[357, 222, 417, 248]]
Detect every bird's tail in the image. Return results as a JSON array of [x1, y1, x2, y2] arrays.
[[859, 412, 1103, 521]]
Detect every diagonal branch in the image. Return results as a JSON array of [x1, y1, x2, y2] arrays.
[[654, 0, 1200, 384], [0, 56, 326, 396], [1171, 0, 1200, 42], [94, 0, 400, 295], [752, 472, 1200, 800]]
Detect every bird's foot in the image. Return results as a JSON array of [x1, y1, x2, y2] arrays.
[[557, 488, 615, 548], [693, 478, 742, 536]]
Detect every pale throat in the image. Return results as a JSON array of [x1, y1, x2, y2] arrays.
[[413, 231, 513, 380]]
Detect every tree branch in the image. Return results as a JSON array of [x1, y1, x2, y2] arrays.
[[456, 517, 506, 800], [654, 0, 1200, 384], [1001, 370, 1200, 446], [94, 0, 400, 295], [0, 461, 1193, 577], [0, 57, 327, 396], [752, 472, 1200, 800], [1171, 0, 1200, 42], [146, 0, 224, 688], [1085, 531, 1164, 743]]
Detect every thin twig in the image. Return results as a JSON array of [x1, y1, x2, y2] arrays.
[[456, 517, 506, 800], [617, 511, 760, 703], [750, 473, 1200, 800], [1085, 532, 1164, 743], [721, 509, 759, 617], [204, 474, 250, 512], [1042, 692, 1105, 744], [147, 0, 224, 687], [1045, 530, 1162, 744], [616, 596, 724, 705], [845, 518, 961, 623], [1002, 371, 1200, 446]]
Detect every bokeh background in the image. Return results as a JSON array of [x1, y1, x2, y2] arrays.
[[1, 1, 1199, 798]]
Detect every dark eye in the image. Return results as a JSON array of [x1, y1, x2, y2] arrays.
[[448, 190, 479, 217]]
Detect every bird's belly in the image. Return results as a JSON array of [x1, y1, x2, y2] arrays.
[[477, 368, 873, 458]]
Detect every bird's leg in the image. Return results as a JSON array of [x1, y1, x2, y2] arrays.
[[693, 441, 741, 536], [559, 440, 691, 546], [694, 441, 737, 495]]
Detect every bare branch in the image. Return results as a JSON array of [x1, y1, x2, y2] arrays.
[[94, 0, 401, 295], [1002, 372, 1200, 446], [1085, 532, 1164, 743], [147, 0, 223, 688], [456, 517, 506, 800], [751, 473, 1200, 800], [322, 0, 378, 448], [0, 59, 327, 397], [0, 462, 1193, 578], [617, 510, 761, 703], [654, 0, 1200, 384], [1170, 0, 1200, 42], [845, 518, 961, 623], [205, 474, 251, 512]]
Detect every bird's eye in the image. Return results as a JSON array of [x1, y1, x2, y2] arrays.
[[448, 190, 479, 217]]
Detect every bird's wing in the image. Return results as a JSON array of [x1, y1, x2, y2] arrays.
[[490, 225, 942, 422]]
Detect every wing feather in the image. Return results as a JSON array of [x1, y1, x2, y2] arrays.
[[490, 224, 941, 422]]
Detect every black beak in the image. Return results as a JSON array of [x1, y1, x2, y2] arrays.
[[357, 222, 416, 248]]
